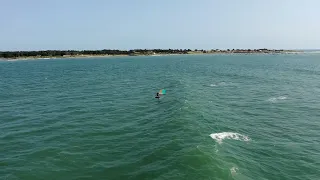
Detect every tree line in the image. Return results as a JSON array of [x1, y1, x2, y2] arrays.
[[0, 48, 287, 58], [0, 49, 195, 58]]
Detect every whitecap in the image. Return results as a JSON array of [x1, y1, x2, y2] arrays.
[[230, 167, 238, 175], [210, 84, 216, 87], [268, 97, 277, 102], [267, 96, 287, 102], [210, 132, 250, 144], [277, 96, 287, 100], [218, 82, 226, 86]]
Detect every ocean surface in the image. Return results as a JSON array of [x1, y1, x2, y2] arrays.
[[1, 54, 320, 180]]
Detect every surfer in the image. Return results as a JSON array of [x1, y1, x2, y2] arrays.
[[155, 89, 165, 100], [155, 92, 160, 99]]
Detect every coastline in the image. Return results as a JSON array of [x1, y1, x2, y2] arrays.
[[0, 54, 127, 61], [0, 49, 306, 61]]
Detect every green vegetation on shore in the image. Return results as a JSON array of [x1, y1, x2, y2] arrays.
[[0, 49, 297, 59]]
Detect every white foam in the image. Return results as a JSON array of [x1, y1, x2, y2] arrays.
[[230, 167, 238, 175], [267, 97, 277, 102], [210, 82, 227, 87], [278, 96, 287, 100], [210, 132, 250, 144], [267, 96, 287, 102]]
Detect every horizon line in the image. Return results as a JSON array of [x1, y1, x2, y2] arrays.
[[1, 48, 319, 52]]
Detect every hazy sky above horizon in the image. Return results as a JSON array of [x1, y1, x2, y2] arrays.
[[1, 0, 319, 51]]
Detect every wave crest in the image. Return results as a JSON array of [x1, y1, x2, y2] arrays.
[[210, 132, 250, 144], [209, 82, 227, 87], [267, 96, 287, 102]]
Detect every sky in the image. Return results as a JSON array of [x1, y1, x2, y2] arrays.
[[1, 0, 320, 51]]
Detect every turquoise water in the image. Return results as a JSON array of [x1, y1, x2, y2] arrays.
[[1, 54, 320, 180]]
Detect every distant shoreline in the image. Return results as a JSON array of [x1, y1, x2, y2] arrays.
[[1, 54, 127, 61], [0, 49, 306, 61]]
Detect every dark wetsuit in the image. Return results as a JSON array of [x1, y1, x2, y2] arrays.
[[155, 93, 160, 99]]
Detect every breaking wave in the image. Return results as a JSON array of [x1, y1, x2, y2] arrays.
[[210, 132, 250, 144]]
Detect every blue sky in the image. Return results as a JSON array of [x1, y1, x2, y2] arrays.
[[1, 0, 319, 50]]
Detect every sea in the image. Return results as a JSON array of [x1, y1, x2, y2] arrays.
[[1, 53, 319, 180]]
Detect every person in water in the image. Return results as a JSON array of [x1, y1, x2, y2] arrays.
[[155, 92, 160, 99]]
